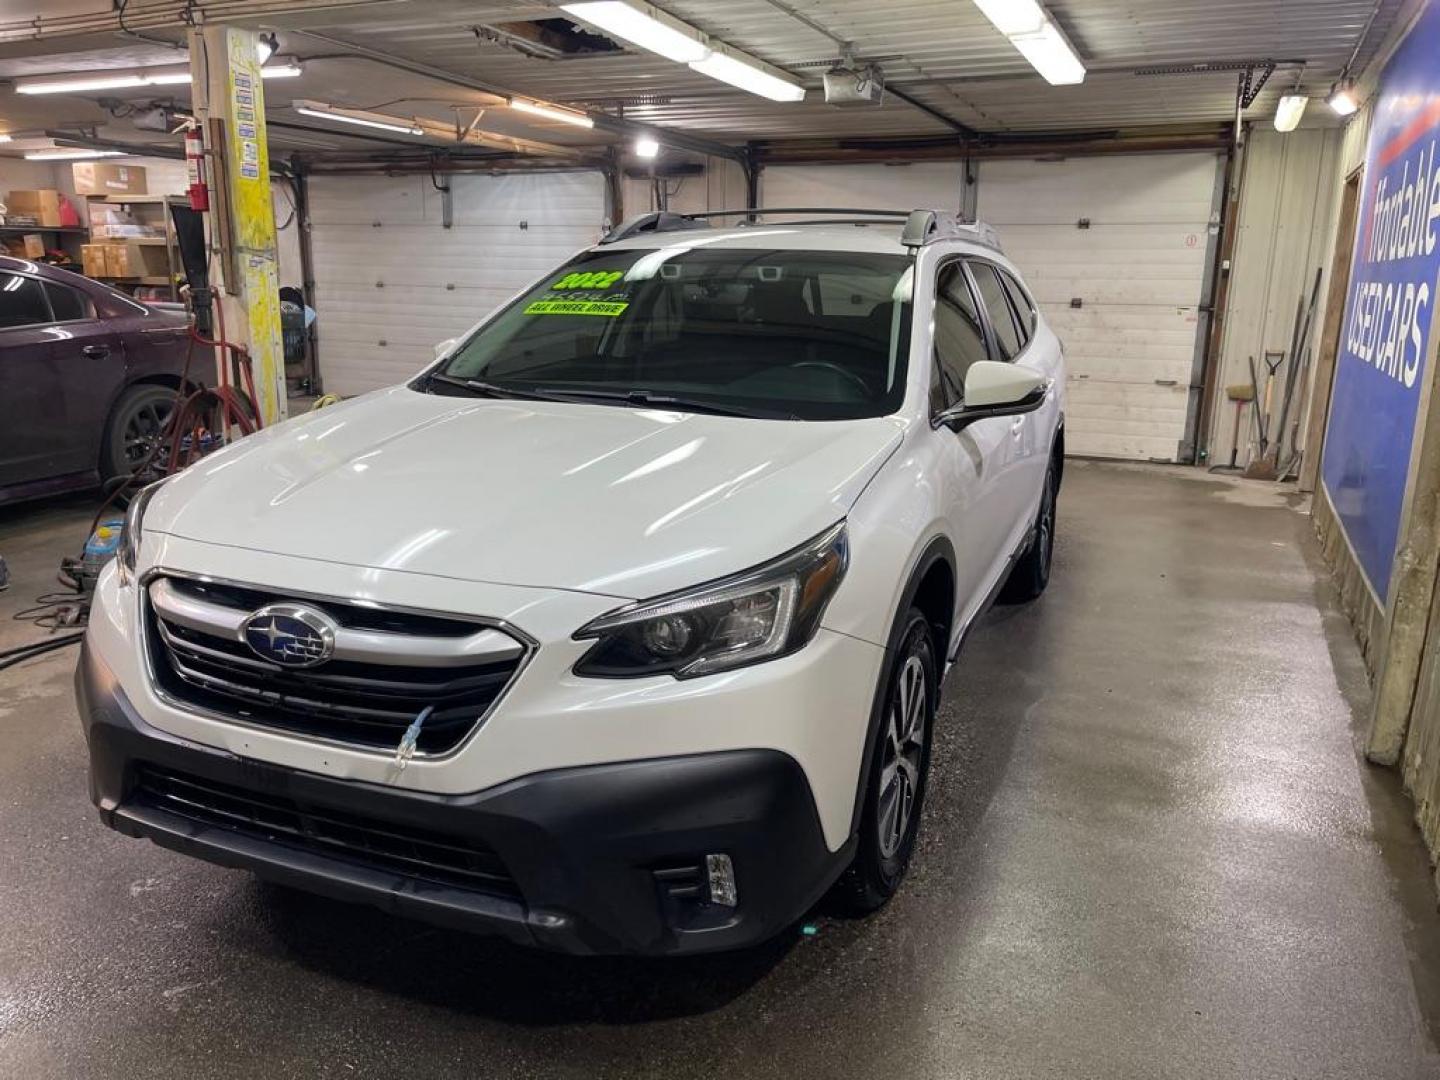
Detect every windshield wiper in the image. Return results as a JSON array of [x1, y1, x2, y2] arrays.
[[426, 372, 570, 403], [550, 388, 796, 420]]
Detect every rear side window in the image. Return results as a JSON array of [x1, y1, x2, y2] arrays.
[[45, 282, 94, 322], [998, 268, 1035, 340], [970, 262, 1023, 360], [0, 273, 51, 329]]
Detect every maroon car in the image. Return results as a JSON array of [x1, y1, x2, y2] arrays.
[[0, 255, 206, 505]]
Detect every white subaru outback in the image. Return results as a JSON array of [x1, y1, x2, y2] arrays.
[[77, 208, 1065, 955]]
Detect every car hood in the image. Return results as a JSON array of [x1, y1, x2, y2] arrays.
[[148, 386, 905, 598]]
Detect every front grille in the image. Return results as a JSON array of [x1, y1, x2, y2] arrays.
[[133, 764, 520, 900], [144, 575, 529, 756]]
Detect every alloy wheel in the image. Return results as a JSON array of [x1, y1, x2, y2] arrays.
[[877, 653, 927, 859]]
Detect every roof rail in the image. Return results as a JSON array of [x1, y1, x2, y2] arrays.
[[901, 210, 1003, 252], [598, 206, 1003, 251]]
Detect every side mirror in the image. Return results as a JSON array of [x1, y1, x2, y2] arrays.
[[433, 338, 458, 362], [937, 360, 1048, 432]]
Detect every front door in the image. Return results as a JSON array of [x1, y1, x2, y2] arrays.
[[0, 271, 69, 489]]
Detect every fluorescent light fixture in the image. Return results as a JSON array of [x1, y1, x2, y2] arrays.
[[24, 149, 124, 160], [1009, 21, 1085, 85], [15, 60, 301, 96], [509, 99, 596, 128], [1327, 80, 1359, 116], [142, 70, 193, 86], [689, 48, 805, 102], [16, 72, 147, 95], [1273, 94, 1309, 132], [971, 0, 1046, 35], [970, 0, 1085, 86], [561, 1, 710, 64], [635, 135, 660, 158], [293, 100, 424, 136], [0, 135, 11, 143]]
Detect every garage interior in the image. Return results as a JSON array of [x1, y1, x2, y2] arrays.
[[3, 0, 1440, 1076]]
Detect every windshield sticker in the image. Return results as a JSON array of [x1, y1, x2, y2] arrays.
[[524, 298, 629, 317], [550, 270, 625, 290]]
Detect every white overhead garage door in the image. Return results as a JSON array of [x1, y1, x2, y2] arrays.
[[762, 162, 963, 212], [978, 153, 1221, 461], [309, 171, 606, 397]]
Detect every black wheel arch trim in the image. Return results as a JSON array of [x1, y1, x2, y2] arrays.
[[845, 534, 955, 837]]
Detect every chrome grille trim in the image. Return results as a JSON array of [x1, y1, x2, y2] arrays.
[[149, 576, 526, 668], [139, 568, 536, 761]]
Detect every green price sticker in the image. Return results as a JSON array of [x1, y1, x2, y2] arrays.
[[525, 299, 630, 317], [550, 270, 625, 291]]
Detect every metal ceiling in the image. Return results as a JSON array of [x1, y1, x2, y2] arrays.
[[0, 0, 1408, 159]]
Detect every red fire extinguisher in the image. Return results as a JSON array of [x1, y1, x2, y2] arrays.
[[185, 125, 209, 212]]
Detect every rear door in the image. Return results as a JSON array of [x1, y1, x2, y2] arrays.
[[0, 272, 69, 487], [44, 279, 127, 475]]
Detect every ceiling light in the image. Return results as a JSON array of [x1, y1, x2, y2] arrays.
[[635, 135, 660, 158], [16, 73, 147, 95], [262, 61, 303, 79], [257, 32, 279, 65], [970, 0, 1085, 86], [24, 149, 125, 160], [689, 48, 806, 102], [561, 1, 710, 64], [142, 70, 194, 86], [293, 100, 424, 136], [0, 135, 11, 143], [1009, 22, 1085, 85], [1327, 79, 1359, 116], [1273, 93, 1309, 132], [509, 99, 596, 128], [970, 0, 1046, 35]]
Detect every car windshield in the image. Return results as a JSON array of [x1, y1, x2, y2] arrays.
[[435, 245, 914, 421]]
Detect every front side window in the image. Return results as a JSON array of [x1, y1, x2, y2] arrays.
[[437, 246, 914, 421], [931, 261, 989, 413], [0, 273, 51, 329], [970, 262, 1023, 360]]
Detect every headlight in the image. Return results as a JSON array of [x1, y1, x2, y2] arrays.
[[574, 522, 849, 679], [117, 481, 164, 585]]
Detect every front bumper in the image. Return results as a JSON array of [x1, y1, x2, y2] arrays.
[[78, 644, 851, 955]]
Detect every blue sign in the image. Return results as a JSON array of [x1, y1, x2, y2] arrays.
[[1321, 1, 1440, 604]]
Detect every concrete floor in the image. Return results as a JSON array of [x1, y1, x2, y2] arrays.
[[3, 462, 1440, 1079]]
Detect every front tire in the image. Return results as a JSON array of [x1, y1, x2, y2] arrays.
[[833, 608, 937, 914], [998, 460, 1057, 604]]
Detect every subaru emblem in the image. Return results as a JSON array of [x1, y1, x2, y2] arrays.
[[241, 603, 337, 668]]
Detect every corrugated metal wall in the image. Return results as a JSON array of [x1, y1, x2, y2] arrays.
[[1210, 127, 1343, 470]]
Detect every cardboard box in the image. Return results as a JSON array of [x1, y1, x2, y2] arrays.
[[5, 189, 65, 227], [18, 233, 45, 258], [81, 243, 108, 277], [104, 241, 169, 279], [71, 162, 148, 196]]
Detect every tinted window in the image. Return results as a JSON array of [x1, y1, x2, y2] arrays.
[[0, 273, 51, 329], [441, 247, 914, 422], [931, 262, 989, 412], [971, 262, 1022, 360], [45, 282, 93, 322], [998, 268, 1035, 341]]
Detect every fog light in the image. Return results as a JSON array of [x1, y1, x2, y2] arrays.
[[706, 853, 737, 907]]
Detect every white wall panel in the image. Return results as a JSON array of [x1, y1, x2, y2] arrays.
[[308, 171, 605, 396], [979, 152, 1221, 461]]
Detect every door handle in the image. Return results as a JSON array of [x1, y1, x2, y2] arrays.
[[82, 344, 110, 359]]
